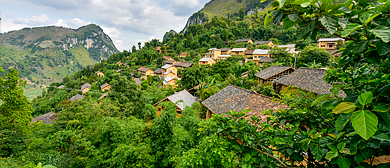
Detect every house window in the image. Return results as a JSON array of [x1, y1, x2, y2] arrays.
[[254, 56, 257, 58], [321, 45, 326, 47], [328, 44, 334, 48]]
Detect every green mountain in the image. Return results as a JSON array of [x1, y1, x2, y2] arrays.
[[0, 24, 119, 85], [181, 0, 272, 32]]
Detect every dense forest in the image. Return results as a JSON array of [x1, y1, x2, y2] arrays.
[[1, 0, 390, 167]]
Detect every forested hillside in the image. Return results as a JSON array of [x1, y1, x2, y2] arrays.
[[1, 0, 390, 167], [0, 24, 118, 85]]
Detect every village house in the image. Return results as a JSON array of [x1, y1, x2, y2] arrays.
[[116, 62, 123, 66], [205, 48, 222, 59], [153, 68, 163, 77], [179, 52, 187, 58], [254, 40, 274, 48], [154, 90, 198, 116], [255, 66, 295, 85], [257, 57, 275, 67], [231, 48, 247, 55], [156, 46, 162, 53], [244, 50, 255, 63], [163, 56, 174, 61], [137, 67, 154, 79], [199, 57, 216, 66], [116, 69, 122, 73], [161, 64, 178, 78], [173, 62, 193, 70], [221, 48, 232, 55], [81, 83, 91, 94], [30, 112, 56, 124], [96, 71, 104, 77], [69, 94, 84, 102], [202, 85, 287, 119], [217, 54, 232, 61], [317, 38, 345, 52], [163, 76, 178, 87], [274, 68, 346, 97], [58, 85, 65, 89], [278, 44, 296, 49], [164, 60, 176, 65], [236, 38, 253, 44], [100, 83, 111, 92]]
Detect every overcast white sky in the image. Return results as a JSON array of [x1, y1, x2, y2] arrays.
[[0, 0, 210, 51]]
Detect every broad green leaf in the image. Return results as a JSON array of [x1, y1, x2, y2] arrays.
[[351, 110, 378, 140], [337, 157, 351, 168], [358, 91, 374, 106], [340, 148, 351, 155], [283, 17, 295, 30], [297, 20, 315, 38], [333, 102, 356, 114], [338, 6, 351, 13], [42, 166, 57, 168], [328, 145, 337, 151], [285, 124, 294, 128], [359, 12, 381, 25], [264, 12, 273, 28], [311, 94, 329, 107], [371, 132, 390, 142], [338, 18, 348, 29], [319, 16, 338, 35], [353, 41, 368, 54], [311, 145, 324, 160], [336, 132, 345, 140], [291, 0, 313, 7], [375, 41, 390, 56], [325, 150, 338, 160], [288, 14, 299, 22], [244, 153, 252, 162], [276, 0, 286, 8], [373, 104, 390, 113], [336, 113, 353, 131], [337, 142, 346, 150], [341, 23, 363, 37], [370, 26, 390, 43]]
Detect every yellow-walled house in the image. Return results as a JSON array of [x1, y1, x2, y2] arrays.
[[163, 76, 177, 87], [221, 48, 231, 55], [317, 38, 345, 52], [236, 38, 253, 44], [217, 55, 232, 61], [205, 48, 222, 59], [199, 57, 216, 66], [252, 49, 271, 65], [179, 52, 187, 58], [231, 48, 247, 55], [161, 64, 178, 78], [154, 68, 163, 77], [137, 67, 154, 79], [254, 40, 274, 48], [163, 56, 175, 61], [100, 83, 111, 92], [96, 71, 104, 77], [81, 83, 91, 94]]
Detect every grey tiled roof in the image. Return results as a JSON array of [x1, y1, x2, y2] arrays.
[[221, 48, 231, 52], [31, 112, 54, 124], [154, 68, 162, 74], [202, 85, 287, 118], [254, 40, 272, 45], [278, 44, 296, 48], [69, 94, 84, 102], [155, 90, 198, 111], [245, 50, 254, 55], [137, 67, 151, 72], [164, 60, 175, 64], [174, 62, 193, 68], [236, 38, 252, 42], [199, 57, 213, 62], [81, 83, 91, 90], [255, 66, 294, 80], [317, 38, 343, 42], [231, 48, 247, 52], [275, 68, 343, 96], [258, 57, 275, 63], [161, 64, 172, 69], [253, 49, 271, 55], [100, 83, 110, 89]]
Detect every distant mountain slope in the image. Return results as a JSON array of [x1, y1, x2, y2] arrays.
[[181, 0, 272, 32], [0, 24, 119, 84]]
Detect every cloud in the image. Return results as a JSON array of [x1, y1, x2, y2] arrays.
[[1, 19, 28, 33], [100, 26, 121, 38], [14, 14, 51, 25]]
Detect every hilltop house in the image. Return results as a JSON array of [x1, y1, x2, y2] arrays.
[[100, 83, 111, 92], [236, 38, 253, 44], [274, 68, 346, 97], [202, 85, 287, 119], [205, 48, 222, 59], [116, 62, 123, 66], [137, 67, 153, 79], [317, 38, 345, 52], [81, 83, 91, 93], [179, 52, 187, 58], [254, 40, 274, 48], [231, 48, 247, 55], [217, 54, 232, 61], [96, 71, 104, 77], [244, 50, 255, 63], [156, 46, 162, 53], [255, 66, 295, 85], [69, 94, 84, 102], [257, 57, 275, 67], [163, 76, 178, 87], [154, 90, 198, 116], [30, 112, 56, 124], [154, 68, 163, 77], [164, 60, 176, 65], [173, 62, 193, 70], [221, 48, 232, 55], [161, 64, 178, 78], [199, 57, 216, 66], [163, 56, 174, 61]]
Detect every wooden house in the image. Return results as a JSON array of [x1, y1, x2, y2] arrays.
[[30, 112, 56, 124], [81, 83, 91, 94], [153, 68, 163, 77], [254, 40, 274, 48], [244, 50, 254, 63], [96, 71, 104, 77], [154, 90, 198, 117], [100, 83, 111, 92], [317, 38, 345, 52], [231, 48, 247, 55], [257, 57, 275, 67], [221, 48, 232, 55], [137, 67, 153, 79], [199, 57, 216, 66], [236, 38, 253, 44], [173, 62, 193, 70], [163, 76, 177, 87], [69, 94, 84, 102], [161, 64, 178, 78], [274, 68, 346, 97], [205, 48, 221, 59], [255, 66, 295, 85], [202, 85, 287, 119]]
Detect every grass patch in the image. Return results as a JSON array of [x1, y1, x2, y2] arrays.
[[69, 44, 96, 67], [24, 88, 43, 101]]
